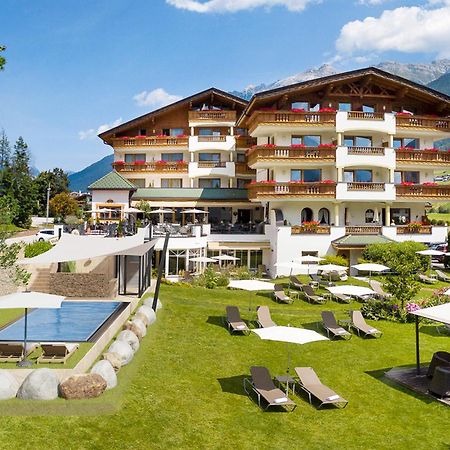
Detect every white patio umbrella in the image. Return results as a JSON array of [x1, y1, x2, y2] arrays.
[[299, 255, 324, 276], [123, 206, 141, 214], [318, 264, 349, 282], [190, 256, 216, 263], [351, 263, 390, 280], [327, 285, 376, 300], [213, 255, 240, 261], [228, 279, 275, 311], [150, 208, 173, 223], [182, 209, 209, 214], [416, 249, 444, 272], [0, 291, 65, 366], [252, 326, 328, 373]]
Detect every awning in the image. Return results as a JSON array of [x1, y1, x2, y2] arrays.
[[19, 233, 144, 264], [115, 239, 157, 257], [332, 234, 393, 249]]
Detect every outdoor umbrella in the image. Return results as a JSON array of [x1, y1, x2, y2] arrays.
[[252, 326, 328, 373], [150, 208, 173, 223], [0, 291, 65, 366], [299, 255, 324, 275], [190, 256, 216, 273], [275, 261, 305, 289], [318, 264, 348, 282], [123, 207, 141, 214], [326, 285, 376, 300], [213, 255, 240, 261], [228, 279, 275, 311], [351, 263, 390, 280], [182, 209, 209, 214], [416, 249, 444, 273]]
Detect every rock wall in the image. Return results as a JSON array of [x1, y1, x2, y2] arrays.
[[49, 273, 116, 297]]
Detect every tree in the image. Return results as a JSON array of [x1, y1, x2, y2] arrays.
[[49, 192, 78, 221], [34, 168, 69, 215], [0, 45, 5, 71], [0, 129, 10, 169]]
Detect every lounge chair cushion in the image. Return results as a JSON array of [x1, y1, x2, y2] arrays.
[[274, 397, 288, 403], [326, 394, 340, 401]]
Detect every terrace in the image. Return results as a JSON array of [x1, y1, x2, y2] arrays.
[[113, 161, 188, 173], [247, 182, 337, 200], [112, 136, 188, 147]]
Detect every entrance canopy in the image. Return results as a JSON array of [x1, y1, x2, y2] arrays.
[[410, 302, 450, 325], [19, 233, 144, 264]]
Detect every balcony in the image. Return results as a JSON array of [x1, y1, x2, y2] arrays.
[[112, 136, 188, 147], [336, 111, 395, 134], [247, 145, 336, 168], [188, 110, 236, 126], [345, 226, 382, 235], [396, 115, 450, 131], [235, 162, 256, 176], [396, 184, 450, 200], [188, 161, 235, 178], [113, 161, 188, 173], [291, 225, 331, 235], [247, 182, 336, 201], [336, 146, 395, 169], [247, 110, 336, 134], [336, 183, 395, 201], [395, 149, 450, 166], [235, 136, 257, 148], [396, 225, 432, 235], [189, 135, 235, 152]]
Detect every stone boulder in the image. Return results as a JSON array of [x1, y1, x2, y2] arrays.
[[136, 305, 156, 326], [59, 373, 107, 399], [135, 312, 149, 327], [123, 321, 143, 340], [17, 369, 59, 400], [116, 330, 140, 352], [131, 318, 147, 337], [90, 360, 117, 389], [0, 370, 20, 400], [102, 352, 122, 372], [143, 298, 162, 310], [108, 340, 134, 365]]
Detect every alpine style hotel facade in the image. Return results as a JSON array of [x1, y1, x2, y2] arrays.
[[89, 67, 450, 277]]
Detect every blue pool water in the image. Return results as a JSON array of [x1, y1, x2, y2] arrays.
[[0, 301, 123, 342]]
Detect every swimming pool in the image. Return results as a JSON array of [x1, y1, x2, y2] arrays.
[[0, 301, 126, 342]]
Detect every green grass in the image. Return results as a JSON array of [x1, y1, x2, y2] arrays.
[[428, 212, 450, 223], [0, 284, 448, 449]]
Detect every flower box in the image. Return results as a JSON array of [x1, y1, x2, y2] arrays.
[[155, 160, 167, 165], [114, 160, 125, 165], [176, 160, 187, 165], [263, 144, 276, 148], [424, 148, 439, 152], [156, 134, 167, 138], [291, 144, 306, 148], [289, 180, 304, 184], [300, 221, 321, 232], [291, 108, 305, 113], [423, 182, 438, 186], [396, 112, 413, 116], [318, 143, 335, 148], [400, 182, 414, 186], [397, 146, 415, 151], [176, 134, 187, 138], [135, 135, 146, 139], [261, 180, 276, 184], [318, 108, 336, 112], [320, 179, 335, 184], [134, 160, 146, 165]]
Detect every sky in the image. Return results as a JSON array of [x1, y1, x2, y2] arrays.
[[1, 0, 449, 172]]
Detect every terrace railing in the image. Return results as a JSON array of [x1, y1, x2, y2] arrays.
[[396, 184, 450, 199], [347, 111, 384, 120], [347, 146, 385, 156], [113, 162, 188, 172], [395, 149, 450, 164], [345, 226, 382, 235], [347, 182, 385, 191], [396, 225, 433, 235], [189, 110, 236, 122], [247, 182, 336, 199], [112, 136, 188, 147], [396, 115, 450, 131]]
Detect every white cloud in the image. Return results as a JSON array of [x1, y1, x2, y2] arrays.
[[336, 3, 450, 58], [78, 118, 123, 140], [133, 88, 182, 108], [357, 0, 390, 5], [166, 0, 317, 13]]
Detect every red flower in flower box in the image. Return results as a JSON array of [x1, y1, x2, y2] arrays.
[[176, 160, 187, 165], [262, 180, 276, 184], [318, 108, 336, 113], [401, 181, 414, 186], [249, 180, 257, 184], [318, 143, 335, 148], [396, 112, 413, 116], [320, 179, 335, 184], [291, 144, 306, 148], [134, 160, 146, 165], [264, 144, 276, 148], [114, 160, 125, 165], [291, 108, 305, 113], [397, 146, 415, 151], [424, 148, 439, 152], [156, 134, 166, 138], [135, 135, 146, 139], [119, 136, 129, 140], [155, 160, 167, 165], [289, 180, 304, 184], [423, 182, 438, 186], [176, 134, 187, 138]]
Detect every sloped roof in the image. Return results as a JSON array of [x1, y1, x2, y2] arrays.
[[132, 188, 249, 201], [332, 234, 394, 248], [98, 87, 247, 141], [88, 171, 136, 190]]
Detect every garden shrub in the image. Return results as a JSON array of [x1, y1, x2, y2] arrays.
[[193, 267, 229, 289], [24, 241, 52, 258], [320, 254, 348, 267]]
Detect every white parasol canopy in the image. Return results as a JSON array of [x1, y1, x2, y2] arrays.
[[182, 209, 209, 214], [123, 207, 141, 213], [190, 256, 216, 263], [299, 255, 324, 263], [327, 285, 376, 297], [275, 261, 305, 270], [352, 263, 390, 273], [416, 249, 445, 256], [150, 208, 173, 214], [410, 302, 450, 325], [228, 280, 275, 291], [318, 264, 348, 273], [213, 255, 240, 262]]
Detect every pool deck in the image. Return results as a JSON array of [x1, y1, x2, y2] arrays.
[[6, 294, 143, 384]]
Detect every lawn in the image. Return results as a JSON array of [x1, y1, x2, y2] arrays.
[[0, 283, 448, 449]]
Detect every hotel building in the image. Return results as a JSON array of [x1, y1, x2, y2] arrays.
[[89, 67, 450, 277]]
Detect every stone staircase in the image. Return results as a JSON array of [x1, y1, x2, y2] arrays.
[[27, 264, 57, 293]]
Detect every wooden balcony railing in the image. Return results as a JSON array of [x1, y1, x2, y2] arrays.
[[197, 135, 227, 142], [247, 145, 336, 166], [197, 161, 227, 168], [347, 146, 385, 156], [113, 162, 188, 172], [291, 225, 331, 235], [396, 225, 432, 235], [235, 136, 257, 148], [345, 226, 382, 235], [189, 110, 236, 122], [247, 111, 336, 132], [395, 149, 450, 164], [396, 115, 450, 131], [235, 162, 256, 175], [347, 182, 385, 191], [247, 182, 336, 200], [347, 111, 384, 120], [113, 136, 188, 147], [396, 184, 450, 199]]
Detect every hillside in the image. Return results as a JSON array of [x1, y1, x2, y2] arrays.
[[68, 154, 113, 192], [428, 72, 450, 95]]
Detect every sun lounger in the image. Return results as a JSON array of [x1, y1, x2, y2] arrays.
[[290, 276, 303, 290], [429, 367, 450, 399], [418, 274, 437, 284], [37, 343, 79, 364], [243, 366, 297, 411], [321, 311, 351, 340], [350, 311, 382, 338], [310, 273, 334, 287], [302, 285, 326, 304], [332, 293, 351, 304], [294, 367, 348, 408], [225, 306, 250, 335], [256, 306, 276, 328], [274, 284, 293, 304], [435, 270, 450, 283], [0, 342, 38, 363], [369, 280, 392, 300]]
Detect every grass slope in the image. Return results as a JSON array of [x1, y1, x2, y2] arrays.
[[0, 284, 448, 449], [68, 154, 113, 192]]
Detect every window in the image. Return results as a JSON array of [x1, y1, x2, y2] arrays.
[[344, 170, 373, 182], [362, 104, 375, 112], [365, 209, 375, 223], [139, 128, 147, 136], [199, 178, 221, 188], [301, 208, 313, 223], [391, 208, 411, 225], [338, 102, 352, 111], [128, 179, 146, 188], [394, 171, 420, 184], [249, 250, 262, 271], [170, 128, 184, 136], [235, 128, 248, 136], [162, 129, 170, 136], [303, 135, 321, 147], [318, 208, 330, 225], [161, 153, 184, 162], [125, 153, 146, 163], [291, 135, 302, 145], [291, 102, 320, 111], [199, 153, 220, 162], [161, 179, 182, 188], [291, 169, 321, 182], [237, 178, 247, 189], [393, 137, 419, 149], [198, 129, 220, 136], [291, 170, 302, 181], [236, 153, 246, 163], [344, 136, 372, 146]]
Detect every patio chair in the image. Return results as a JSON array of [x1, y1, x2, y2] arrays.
[[435, 270, 450, 283], [273, 284, 294, 304], [37, 343, 79, 364], [0, 342, 38, 363], [321, 311, 352, 340], [225, 306, 250, 335], [302, 285, 326, 304], [369, 280, 392, 300], [294, 367, 348, 409], [310, 273, 335, 287], [332, 293, 351, 304], [418, 274, 437, 284], [290, 276, 303, 290], [243, 366, 297, 411], [427, 351, 450, 378], [428, 366, 450, 399], [349, 311, 382, 338], [256, 306, 277, 328]]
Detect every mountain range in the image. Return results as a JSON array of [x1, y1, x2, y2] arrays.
[[69, 60, 450, 192]]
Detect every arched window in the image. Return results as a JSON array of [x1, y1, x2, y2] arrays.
[[318, 208, 330, 225], [365, 209, 375, 223], [301, 207, 313, 223]]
